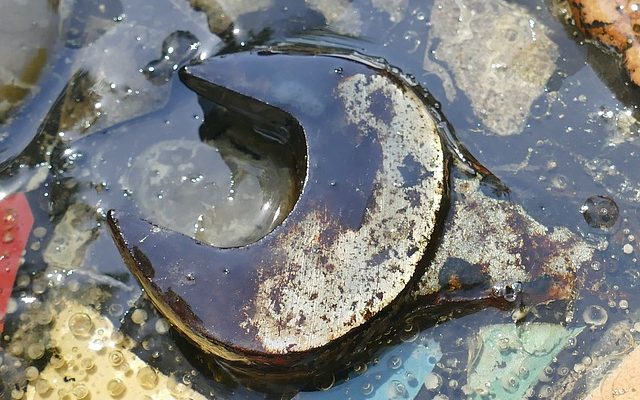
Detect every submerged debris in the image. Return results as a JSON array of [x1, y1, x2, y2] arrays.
[[568, 0, 640, 85], [0, 0, 57, 122], [370, 0, 409, 24], [43, 204, 99, 270], [305, 0, 363, 35], [424, 0, 559, 136], [416, 177, 594, 305], [188, 0, 272, 34], [57, 0, 219, 139]]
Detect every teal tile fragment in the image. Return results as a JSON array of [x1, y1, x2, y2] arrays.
[[467, 323, 585, 399], [295, 338, 442, 400]]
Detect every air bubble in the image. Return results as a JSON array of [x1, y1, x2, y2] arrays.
[[80, 357, 95, 370], [312, 373, 335, 391], [425, 372, 442, 390], [389, 380, 408, 398], [388, 355, 402, 369], [108, 303, 124, 317], [501, 375, 519, 393], [90, 338, 105, 351], [107, 378, 126, 397], [68, 313, 93, 338], [167, 378, 190, 397], [502, 282, 522, 302], [361, 382, 374, 395], [583, 304, 608, 327], [35, 309, 53, 325], [111, 331, 126, 345], [353, 363, 367, 374], [33, 226, 47, 238], [155, 318, 170, 334], [35, 379, 51, 395], [24, 366, 39, 381], [406, 372, 419, 387], [498, 337, 511, 353], [108, 350, 125, 367], [72, 384, 90, 399], [32, 278, 48, 294], [581, 195, 619, 229], [131, 308, 148, 325], [142, 339, 155, 351], [50, 354, 66, 369], [538, 385, 553, 398], [27, 342, 45, 359], [137, 366, 159, 389], [518, 366, 530, 379]]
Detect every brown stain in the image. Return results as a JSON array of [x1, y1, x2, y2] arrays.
[[448, 275, 463, 291]]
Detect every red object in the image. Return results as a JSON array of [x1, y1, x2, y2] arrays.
[[0, 193, 33, 332]]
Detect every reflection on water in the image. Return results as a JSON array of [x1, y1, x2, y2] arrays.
[[2, 0, 640, 399]]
